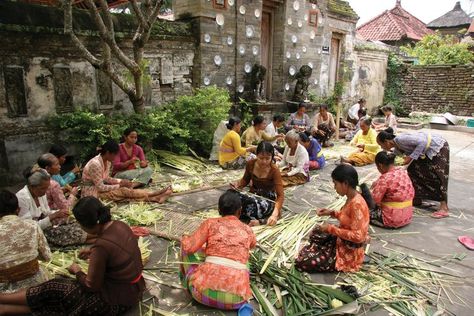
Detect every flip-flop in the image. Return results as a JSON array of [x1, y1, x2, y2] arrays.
[[458, 236, 474, 251], [431, 211, 449, 219]]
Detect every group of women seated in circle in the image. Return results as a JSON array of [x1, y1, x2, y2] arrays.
[[0, 102, 451, 313]]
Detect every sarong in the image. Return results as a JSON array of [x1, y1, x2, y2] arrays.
[[98, 188, 150, 202], [43, 222, 88, 247], [237, 190, 276, 225], [281, 173, 307, 187], [221, 154, 256, 170], [314, 123, 334, 145], [114, 166, 153, 185], [347, 151, 375, 166], [295, 231, 337, 272]]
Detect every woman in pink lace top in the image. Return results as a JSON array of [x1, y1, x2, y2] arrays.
[[180, 190, 256, 310]]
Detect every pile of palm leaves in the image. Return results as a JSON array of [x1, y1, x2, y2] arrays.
[[113, 202, 164, 226], [151, 150, 221, 175]]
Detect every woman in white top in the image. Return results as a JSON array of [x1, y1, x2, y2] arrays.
[[277, 131, 310, 187], [347, 98, 366, 125], [374, 105, 397, 133], [16, 168, 87, 246]]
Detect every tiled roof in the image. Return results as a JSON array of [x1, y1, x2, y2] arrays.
[[427, 2, 471, 28], [356, 1, 433, 42], [468, 20, 474, 34]]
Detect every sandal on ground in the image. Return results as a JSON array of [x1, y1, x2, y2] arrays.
[[458, 236, 474, 251], [431, 210, 449, 219]]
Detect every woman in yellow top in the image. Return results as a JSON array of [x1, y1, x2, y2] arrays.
[[219, 117, 256, 169], [242, 115, 284, 147], [341, 118, 379, 166]]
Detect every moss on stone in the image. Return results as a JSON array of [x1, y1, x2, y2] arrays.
[[328, 0, 359, 20]]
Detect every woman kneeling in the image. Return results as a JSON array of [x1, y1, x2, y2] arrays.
[[296, 165, 371, 273], [0, 197, 145, 315], [180, 190, 256, 310]]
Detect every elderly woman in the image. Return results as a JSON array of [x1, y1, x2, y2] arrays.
[[311, 104, 336, 147], [286, 103, 311, 132], [370, 151, 414, 228], [242, 115, 284, 147], [49, 144, 80, 188], [16, 168, 86, 247], [37, 153, 78, 212], [341, 117, 380, 166], [278, 130, 310, 187], [112, 128, 153, 187], [82, 140, 171, 203], [0, 197, 145, 315], [219, 117, 256, 169], [0, 190, 51, 293], [377, 128, 450, 218], [299, 133, 325, 170]]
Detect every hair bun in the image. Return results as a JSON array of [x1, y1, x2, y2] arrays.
[[385, 127, 394, 135], [97, 206, 112, 224]]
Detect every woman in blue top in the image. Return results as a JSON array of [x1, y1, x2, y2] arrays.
[[49, 144, 80, 187], [299, 133, 325, 170]]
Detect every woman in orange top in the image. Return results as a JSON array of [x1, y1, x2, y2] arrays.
[[296, 164, 371, 272], [180, 190, 256, 310]]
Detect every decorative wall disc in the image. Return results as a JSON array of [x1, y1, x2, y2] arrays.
[[252, 45, 259, 56], [285, 83, 290, 91], [226, 76, 233, 85], [239, 5, 246, 14], [238, 85, 244, 93], [244, 62, 252, 73], [216, 14, 224, 26], [239, 44, 246, 55], [214, 55, 222, 66], [204, 77, 211, 86], [246, 25, 255, 38], [291, 35, 298, 43], [204, 33, 211, 43], [289, 66, 296, 76], [293, 1, 300, 11]]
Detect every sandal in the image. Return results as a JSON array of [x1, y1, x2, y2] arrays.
[[431, 210, 449, 219], [458, 236, 474, 251]]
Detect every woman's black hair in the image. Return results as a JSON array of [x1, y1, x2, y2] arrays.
[[299, 132, 310, 143], [376, 127, 396, 143], [72, 197, 112, 228], [357, 107, 367, 117], [273, 114, 285, 122], [218, 190, 242, 216], [252, 115, 265, 126], [375, 151, 396, 166], [319, 104, 329, 111], [0, 190, 19, 217], [382, 105, 393, 112], [298, 102, 307, 109], [49, 144, 67, 158], [331, 164, 375, 209], [123, 127, 137, 137], [99, 140, 120, 155], [256, 141, 275, 162], [358, 98, 366, 103], [226, 117, 242, 130], [37, 153, 56, 169]]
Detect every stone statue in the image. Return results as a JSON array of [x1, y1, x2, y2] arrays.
[[244, 63, 267, 103], [293, 65, 313, 102]]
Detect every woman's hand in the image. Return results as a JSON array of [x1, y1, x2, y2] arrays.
[[318, 223, 329, 233], [67, 263, 82, 275], [72, 165, 81, 174], [267, 212, 279, 226], [78, 249, 92, 260], [70, 186, 79, 198], [49, 209, 69, 221], [139, 160, 148, 168], [356, 144, 365, 151], [403, 156, 413, 165], [246, 146, 257, 153], [317, 208, 333, 216]]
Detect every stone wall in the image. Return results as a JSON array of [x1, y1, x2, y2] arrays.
[[400, 65, 474, 116]]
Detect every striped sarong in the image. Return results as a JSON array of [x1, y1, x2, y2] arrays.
[[179, 249, 246, 310]]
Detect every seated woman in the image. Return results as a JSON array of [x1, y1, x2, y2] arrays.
[[0, 190, 51, 293], [219, 117, 256, 170], [277, 131, 310, 187], [299, 133, 325, 170], [0, 197, 145, 315], [311, 104, 336, 147], [82, 140, 171, 203], [341, 117, 379, 166], [180, 190, 256, 311], [370, 152, 414, 228], [265, 114, 286, 146], [344, 107, 367, 141], [296, 164, 371, 273], [377, 128, 450, 218], [37, 153, 78, 212], [49, 144, 81, 188], [286, 102, 311, 132], [374, 105, 397, 133], [233, 142, 284, 226], [16, 168, 87, 247], [113, 128, 153, 187], [242, 115, 284, 147]]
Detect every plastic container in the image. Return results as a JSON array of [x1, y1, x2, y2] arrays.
[[467, 119, 474, 128], [238, 303, 254, 316]]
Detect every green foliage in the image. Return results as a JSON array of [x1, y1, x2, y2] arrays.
[[238, 98, 258, 129], [401, 33, 474, 65], [384, 53, 409, 117], [48, 87, 231, 161], [309, 81, 344, 114]]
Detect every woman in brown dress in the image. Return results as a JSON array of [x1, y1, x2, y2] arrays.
[[0, 197, 145, 315]]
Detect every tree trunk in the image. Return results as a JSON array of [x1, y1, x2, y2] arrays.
[[131, 95, 146, 114]]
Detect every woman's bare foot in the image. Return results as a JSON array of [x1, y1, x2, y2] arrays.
[[150, 185, 172, 197], [438, 201, 449, 213], [149, 187, 173, 203]]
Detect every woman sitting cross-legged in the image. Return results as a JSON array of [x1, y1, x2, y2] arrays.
[[370, 151, 414, 228], [219, 117, 256, 170], [81, 140, 171, 203], [112, 128, 153, 188], [296, 164, 371, 273], [241, 115, 284, 147], [341, 117, 380, 166], [0, 190, 51, 293], [49, 144, 81, 188], [180, 190, 256, 311], [277, 130, 310, 187], [233, 142, 284, 227], [0, 197, 145, 315], [299, 132, 325, 170], [311, 104, 336, 147], [16, 168, 87, 247]]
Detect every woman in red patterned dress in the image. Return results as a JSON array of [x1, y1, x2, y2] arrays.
[[296, 164, 371, 273]]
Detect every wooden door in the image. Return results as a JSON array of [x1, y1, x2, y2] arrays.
[[261, 11, 272, 99], [329, 36, 341, 91]]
